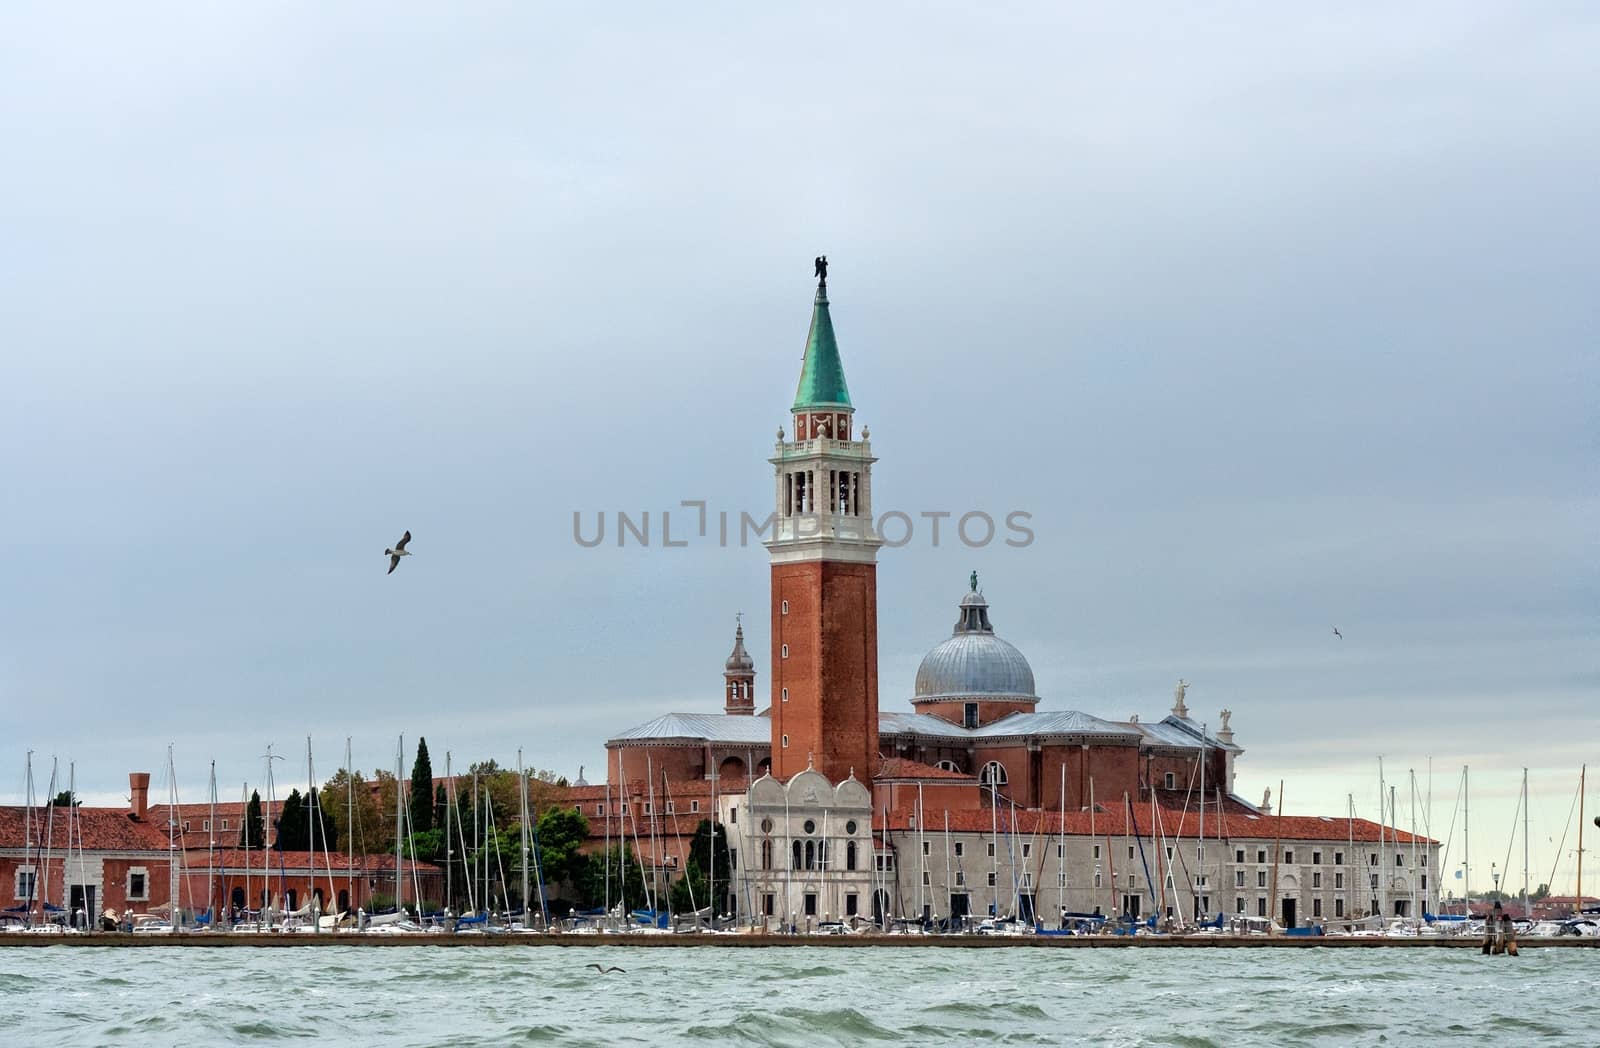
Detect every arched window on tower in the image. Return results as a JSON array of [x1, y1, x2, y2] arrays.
[[980, 761, 1008, 791], [761, 839, 772, 870], [792, 840, 802, 870], [805, 841, 815, 870], [846, 841, 858, 871]]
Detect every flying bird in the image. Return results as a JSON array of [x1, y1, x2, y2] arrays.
[[1332, 626, 1342, 639], [585, 964, 626, 975], [385, 531, 412, 575]]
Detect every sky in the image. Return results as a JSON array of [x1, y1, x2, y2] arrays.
[[1, 3, 1594, 896]]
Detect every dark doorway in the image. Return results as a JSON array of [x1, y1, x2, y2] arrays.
[[872, 889, 889, 927], [69, 885, 96, 927], [337, 889, 350, 912], [949, 893, 970, 920], [1018, 893, 1036, 924], [286, 889, 298, 910], [1282, 898, 1297, 928], [1120, 893, 1142, 918], [231, 886, 246, 911]]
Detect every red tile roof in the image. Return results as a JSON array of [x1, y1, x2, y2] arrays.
[[879, 805, 1433, 845], [0, 805, 171, 852], [875, 758, 976, 782]]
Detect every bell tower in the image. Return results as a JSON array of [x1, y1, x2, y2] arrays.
[[723, 617, 756, 715], [767, 261, 882, 783]]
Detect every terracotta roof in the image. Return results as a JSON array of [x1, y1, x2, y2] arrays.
[[559, 779, 748, 803], [878, 805, 1434, 845], [875, 758, 976, 782], [0, 805, 171, 852]]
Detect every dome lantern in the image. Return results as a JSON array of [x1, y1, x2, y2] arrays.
[[912, 580, 1040, 727]]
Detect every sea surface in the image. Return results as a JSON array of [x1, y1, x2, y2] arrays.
[[1, 945, 1595, 1047]]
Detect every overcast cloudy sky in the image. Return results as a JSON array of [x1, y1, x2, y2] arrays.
[[2, 4, 1594, 892]]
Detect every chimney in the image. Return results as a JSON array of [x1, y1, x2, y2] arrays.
[[129, 772, 151, 820]]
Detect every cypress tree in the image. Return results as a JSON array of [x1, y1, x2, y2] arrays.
[[241, 790, 265, 848], [410, 737, 435, 833], [276, 789, 309, 851]]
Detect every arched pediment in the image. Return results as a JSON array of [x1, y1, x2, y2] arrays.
[[834, 778, 871, 808], [784, 768, 833, 806]]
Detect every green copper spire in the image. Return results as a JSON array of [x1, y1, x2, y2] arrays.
[[793, 283, 853, 412]]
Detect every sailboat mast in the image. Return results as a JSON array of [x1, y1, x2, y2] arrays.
[[1577, 764, 1586, 918], [43, 759, 58, 923], [1389, 784, 1397, 918], [395, 736, 404, 914], [1197, 726, 1207, 920], [1269, 780, 1284, 929], [345, 738, 354, 918], [307, 737, 316, 934], [207, 761, 217, 923], [603, 777, 611, 919], [943, 809, 953, 929], [519, 751, 532, 926], [166, 745, 178, 934], [1347, 794, 1355, 919], [1058, 763, 1067, 923], [1463, 765, 1471, 906], [1521, 768, 1530, 920], [1377, 757, 1387, 919], [241, 781, 251, 923]]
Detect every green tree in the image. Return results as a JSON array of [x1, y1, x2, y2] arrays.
[[373, 768, 400, 856], [410, 738, 435, 833], [575, 844, 649, 911], [532, 807, 591, 890], [240, 790, 265, 848], [667, 821, 732, 917], [50, 790, 79, 807], [320, 768, 385, 857], [276, 789, 309, 851]]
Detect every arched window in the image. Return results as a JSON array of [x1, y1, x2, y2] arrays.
[[980, 761, 1008, 789], [936, 759, 961, 773], [805, 841, 815, 870], [846, 841, 858, 871], [761, 839, 773, 870], [792, 841, 802, 870]]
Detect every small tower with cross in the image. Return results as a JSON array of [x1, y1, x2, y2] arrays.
[[724, 614, 757, 715]]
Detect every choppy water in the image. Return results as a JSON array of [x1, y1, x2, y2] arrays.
[[1, 945, 1595, 1047]]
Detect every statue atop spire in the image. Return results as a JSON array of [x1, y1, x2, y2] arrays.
[[814, 254, 828, 287], [970, 570, 979, 593]]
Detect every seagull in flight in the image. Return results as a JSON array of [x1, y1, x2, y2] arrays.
[[385, 531, 412, 575], [1331, 626, 1342, 640], [585, 963, 626, 975]]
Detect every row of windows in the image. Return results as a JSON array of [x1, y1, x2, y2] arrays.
[[758, 891, 863, 919], [181, 819, 230, 832], [1230, 848, 1426, 868], [1233, 897, 1348, 918], [591, 800, 702, 817], [14, 867, 148, 901]]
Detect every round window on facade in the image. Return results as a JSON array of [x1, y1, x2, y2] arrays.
[[803, 819, 816, 835], [760, 817, 774, 834], [845, 820, 857, 836]]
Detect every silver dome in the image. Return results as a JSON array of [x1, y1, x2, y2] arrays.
[[913, 585, 1038, 703]]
